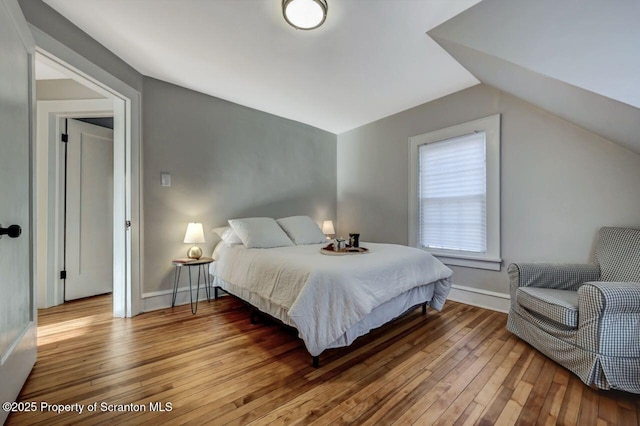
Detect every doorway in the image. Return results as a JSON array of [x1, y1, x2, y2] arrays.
[[33, 42, 141, 317]]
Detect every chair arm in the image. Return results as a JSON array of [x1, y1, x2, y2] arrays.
[[577, 282, 640, 357], [508, 263, 601, 292], [578, 282, 640, 315]]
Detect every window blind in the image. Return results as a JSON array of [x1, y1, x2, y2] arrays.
[[418, 132, 487, 253]]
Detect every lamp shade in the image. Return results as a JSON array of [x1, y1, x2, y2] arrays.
[[322, 220, 335, 235], [283, 0, 328, 30], [183, 222, 205, 244]]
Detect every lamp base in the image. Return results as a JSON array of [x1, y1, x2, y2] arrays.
[[187, 246, 203, 260]]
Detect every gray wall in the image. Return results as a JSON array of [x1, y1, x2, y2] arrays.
[[143, 77, 337, 294], [337, 84, 640, 294], [21, 1, 337, 298]]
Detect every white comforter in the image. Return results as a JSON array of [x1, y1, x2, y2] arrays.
[[212, 242, 452, 356]]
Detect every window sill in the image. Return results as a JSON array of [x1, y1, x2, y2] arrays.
[[430, 253, 502, 271]]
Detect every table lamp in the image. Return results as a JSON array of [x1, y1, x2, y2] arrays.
[[322, 220, 335, 239], [184, 222, 205, 259]]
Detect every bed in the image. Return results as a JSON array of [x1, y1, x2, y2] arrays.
[[207, 216, 453, 366]]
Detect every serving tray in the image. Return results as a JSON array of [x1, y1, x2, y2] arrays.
[[320, 244, 369, 256]]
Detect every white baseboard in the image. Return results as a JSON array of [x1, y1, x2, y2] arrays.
[[447, 284, 510, 313], [141, 285, 222, 312]]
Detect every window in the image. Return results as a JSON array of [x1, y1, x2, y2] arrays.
[[419, 132, 487, 252], [409, 114, 501, 270]]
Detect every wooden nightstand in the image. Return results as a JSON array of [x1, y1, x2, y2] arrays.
[[171, 257, 214, 314]]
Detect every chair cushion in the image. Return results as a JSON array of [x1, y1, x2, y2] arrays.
[[517, 287, 579, 328], [595, 227, 640, 282]]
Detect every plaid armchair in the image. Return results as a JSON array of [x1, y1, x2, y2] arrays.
[[507, 227, 640, 393]]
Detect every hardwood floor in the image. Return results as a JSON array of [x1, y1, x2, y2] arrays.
[[6, 295, 639, 425]]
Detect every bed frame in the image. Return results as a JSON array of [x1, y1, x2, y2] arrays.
[[214, 285, 428, 368]]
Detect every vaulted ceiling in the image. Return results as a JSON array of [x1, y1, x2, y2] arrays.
[[429, 0, 640, 154], [40, 0, 640, 154], [42, 0, 481, 134]]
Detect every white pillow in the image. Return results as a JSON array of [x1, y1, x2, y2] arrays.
[[228, 217, 294, 249], [212, 226, 243, 246], [276, 216, 326, 245]]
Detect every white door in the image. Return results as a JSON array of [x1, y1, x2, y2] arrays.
[[64, 119, 114, 301], [0, 0, 36, 423]]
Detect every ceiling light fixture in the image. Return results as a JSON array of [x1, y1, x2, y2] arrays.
[[282, 0, 328, 30]]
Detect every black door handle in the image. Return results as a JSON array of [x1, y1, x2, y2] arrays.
[[0, 224, 21, 238]]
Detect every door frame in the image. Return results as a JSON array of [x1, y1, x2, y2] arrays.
[[36, 100, 113, 309], [32, 28, 142, 317]]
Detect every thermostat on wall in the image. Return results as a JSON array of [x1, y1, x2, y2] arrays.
[[161, 172, 171, 187]]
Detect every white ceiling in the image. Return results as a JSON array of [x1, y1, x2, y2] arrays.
[[42, 0, 481, 134]]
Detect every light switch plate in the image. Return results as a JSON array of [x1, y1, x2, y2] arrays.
[[161, 172, 171, 187]]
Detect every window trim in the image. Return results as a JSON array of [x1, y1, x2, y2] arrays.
[[408, 114, 501, 271]]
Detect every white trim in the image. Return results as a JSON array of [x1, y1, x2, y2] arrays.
[[447, 284, 510, 313], [111, 96, 127, 317], [141, 285, 221, 313], [36, 99, 113, 309], [408, 114, 501, 270], [31, 26, 142, 317], [0, 323, 36, 425], [434, 255, 502, 271]]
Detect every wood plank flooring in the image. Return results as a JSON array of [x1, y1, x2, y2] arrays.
[[6, 295, 639, 425]]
